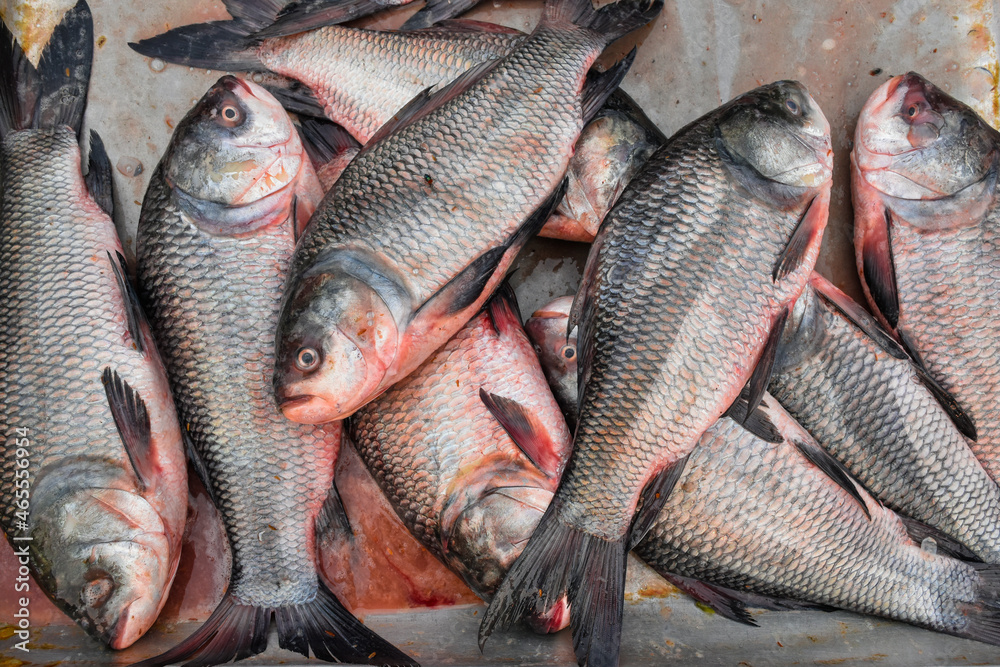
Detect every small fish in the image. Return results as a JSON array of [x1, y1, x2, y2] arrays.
[[524, 296, 579, 429], [481, 81, 833, 667], [350, 285, 571, 631], [541, 91, 664, 243], [852, 72, 1000, 481], [0, 1, 188, 649], [771, 273, 1000, 563], [131, 76, 415, 666], [271, 0, 661, 425]]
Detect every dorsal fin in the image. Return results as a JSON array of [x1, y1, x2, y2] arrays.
[[102, 367, 154, 490], [360, 56, 502, 153], [480, 389, 564, 478], [408, 18, 524, 34]]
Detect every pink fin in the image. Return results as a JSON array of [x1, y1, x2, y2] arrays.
[[480, 389, 562, 478]]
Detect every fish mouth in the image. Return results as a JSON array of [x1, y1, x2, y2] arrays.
[[278, 393, 342, 424]]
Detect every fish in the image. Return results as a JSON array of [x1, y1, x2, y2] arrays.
[[770, 272, 1000, 563], [635, 393, 1000, 647], [525, 292, 1000, 640], [129, 0, 523, 144], [271, 0, 661, 425], [350, 284, 571, 630], [0, 0, 188, 649], [852, 72, 1000, 481], [480, 81, 833, 667], [132, 5, 659, 244], [524, 296, 580, 429], [130, 75, 416, 666], [541, 91, 664, 243]]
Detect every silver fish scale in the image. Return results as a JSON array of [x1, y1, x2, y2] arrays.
[[557, 119, 813, 538], [137, 172, 339, 606], [290, 26, 600, 305], [260, 27, 523, 142], [770, 286, 1000, 563], [634, 411, 984, 634], [890, 219, 1000, 484], [351, 313, 534, 557], [0, 130, 140, 531]]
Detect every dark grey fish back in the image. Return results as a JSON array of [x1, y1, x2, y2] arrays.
[[770, 286, 1000, 563], [0, 130, 136, 530], [291, 26, 601, 303], [558, 120, 807, 535], [137, 170, 339, 605]]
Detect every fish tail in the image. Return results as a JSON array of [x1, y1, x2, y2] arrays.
[[130, 581, 419, 667], [0, 0, 92, 139], [127, 0, 287, 70], [480, 501, 626, 667], [541, 0, 663, 44]]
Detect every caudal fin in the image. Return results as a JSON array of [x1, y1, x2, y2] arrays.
[[128, 0, 287, 70], [480, 500, 626, 667], [131, 581, 418, 666], [0, 0, 92, 139], [541, 0, 663, 45]]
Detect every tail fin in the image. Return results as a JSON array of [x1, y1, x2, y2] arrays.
[[542, 0, 663, 45], [0, 0, 92, 139], [479, 500, 626, 667], [399, 0, 483, 30], [130, 581, 419, 667], [946, 565, 1000, 645], [128, 0, 286, 70]]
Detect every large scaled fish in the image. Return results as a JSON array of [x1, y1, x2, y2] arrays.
[[526, 295, 1000, 643], [481, 81, 833, 667], [132, 76, 415, 666], [132, 7, 661, 244], [770, 273, 1000, 563], [350, 284, 571, 629], [130, 0, 523, 144], [852, 72, 1000, 482], [636, 394, 1000, 647], [271, 0, 661, 425], [0, 1, 188, 649]]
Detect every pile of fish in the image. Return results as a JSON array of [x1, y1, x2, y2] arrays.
[[2, 0, 1000, 665]]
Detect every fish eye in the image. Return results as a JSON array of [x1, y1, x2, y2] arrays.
[[218, 102, 244, 127], [907, 104, 919, 117], [295, 347, 320, 372], [561, 345, 576, 360], [785, 99, 801, 115], [81, 574, 115, 608]]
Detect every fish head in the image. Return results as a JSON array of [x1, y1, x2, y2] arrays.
[[442, 477, 554, 596], [718, 80, 833, 190], [165, 75, 315, 234], [854, 72, 999, 203], [274, 271, 398, 423], [29, 461, 176, 649], [524, 296, 579, 425]]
